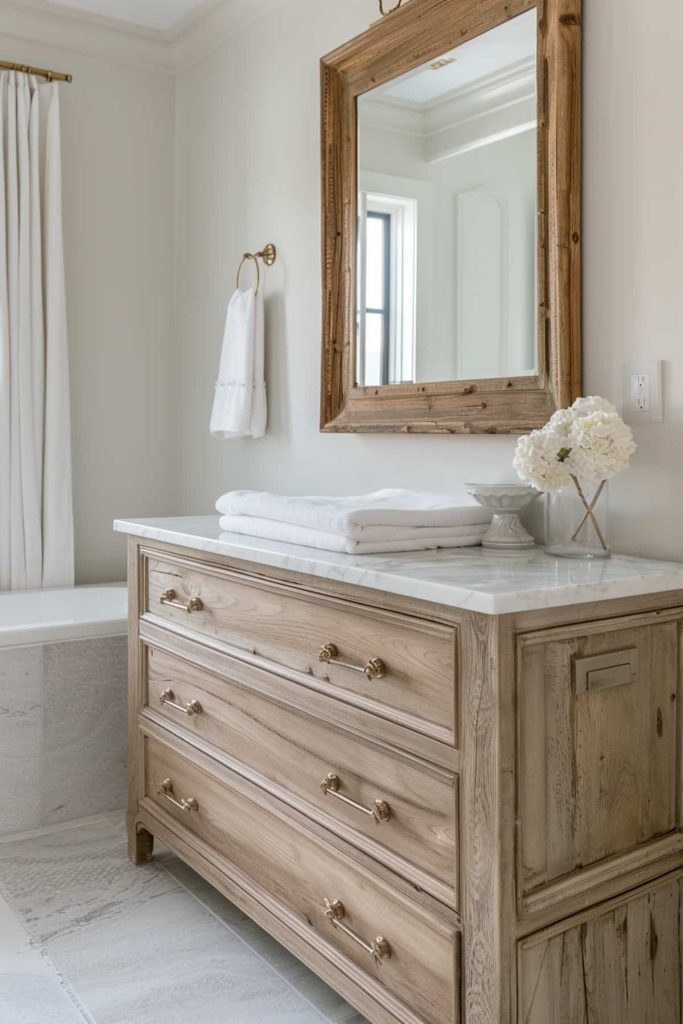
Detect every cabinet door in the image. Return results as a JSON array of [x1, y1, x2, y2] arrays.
[[518, 614, 680, 898], [518, 873, 683, 1024]]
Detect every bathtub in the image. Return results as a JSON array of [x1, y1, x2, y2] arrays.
[[0, 585, 128, 835], [0, 584, 127, 648]]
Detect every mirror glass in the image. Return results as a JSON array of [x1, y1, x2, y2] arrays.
[[356, 10, 537, 387]]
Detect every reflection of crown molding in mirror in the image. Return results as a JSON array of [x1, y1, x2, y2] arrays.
[[360, 99, 536, 163], [359, 57, 536, 128], [359, 58, 537, 160], [320, 0, 582, 435]]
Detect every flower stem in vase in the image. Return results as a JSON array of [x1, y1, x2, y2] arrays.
[[570, 476, 609, 552]]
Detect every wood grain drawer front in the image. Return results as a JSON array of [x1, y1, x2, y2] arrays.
[[142, 733, 460, 1024], [518, 614, 681, 898], [518, 872, 683, 1024], [145, 647, 458, 903], [144, 553, 457, 744]]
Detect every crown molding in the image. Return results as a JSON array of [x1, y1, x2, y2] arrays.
[[0, 0, 285, 75], [0, 0, 175, 71]]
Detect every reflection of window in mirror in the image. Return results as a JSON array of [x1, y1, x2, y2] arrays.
[[358, 193, 417, 386], [357, 9, 538, 387]]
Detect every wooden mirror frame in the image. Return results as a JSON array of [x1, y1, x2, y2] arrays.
[[320, 0, 581, 434]]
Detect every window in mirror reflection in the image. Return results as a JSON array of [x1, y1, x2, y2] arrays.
[[358, 194, 417, 386], [357, 9, 538, 387]]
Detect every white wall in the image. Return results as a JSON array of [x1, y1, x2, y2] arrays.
[[2, 38, 176, 583], [174, 0, 683, 562], [583, 0, 683, 560], [174, 0, 519, 517], [12, 0, 682, 576]]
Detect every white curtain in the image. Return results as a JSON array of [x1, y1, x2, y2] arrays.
[[0, 72, 74, 592]]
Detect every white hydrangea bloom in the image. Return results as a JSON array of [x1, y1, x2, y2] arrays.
[[513, 429, 573, 492], [547, 407, 575, 438], [572, 395, 619, 417], [514, 396, 636, 492], [568, 410, 637, 483]]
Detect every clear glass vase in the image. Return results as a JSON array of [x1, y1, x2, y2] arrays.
[[545, 479, 610, 559]]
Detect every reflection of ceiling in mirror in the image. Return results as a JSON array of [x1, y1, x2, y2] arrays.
[[367, 9, 536, 108]]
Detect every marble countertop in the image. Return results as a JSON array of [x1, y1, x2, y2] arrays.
[[114, 515, 683, 616]]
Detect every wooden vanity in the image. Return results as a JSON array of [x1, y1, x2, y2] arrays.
[[118, 517, 683, 1024]]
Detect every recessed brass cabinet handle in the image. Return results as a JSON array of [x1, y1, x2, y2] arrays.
[[160, 588, 204, 614], [318, 643, 385, 681], [158, 778, 199, 813], [320, 773, 391, 824], [159, 688, 203, 717], [323, 898, 391, 966]]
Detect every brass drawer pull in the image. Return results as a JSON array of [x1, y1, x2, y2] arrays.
[[160, 588, 204, 614], [159, 688, 203, 717], [320, 773, 391, 824], [323, 898, 391, 965], [158, 778, 199, 813], [319, 643, 385, 681]]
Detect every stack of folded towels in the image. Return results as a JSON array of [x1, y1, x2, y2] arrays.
[[216, 489, 493, 555]]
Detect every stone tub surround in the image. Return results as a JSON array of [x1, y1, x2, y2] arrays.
[[0, 813, 367, 1024], [0, 636, 127, 835], [114, 515, 683, 615]]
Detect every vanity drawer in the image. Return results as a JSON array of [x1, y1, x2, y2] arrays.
[[143, 552, 458, 744], [142, 731, 460, 1024], [144, 646, 458, 904], [517, 613, 681, 906]]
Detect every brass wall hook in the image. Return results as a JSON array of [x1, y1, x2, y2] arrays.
[[379, 0, 403, 14], [235, 243, 277, 294]]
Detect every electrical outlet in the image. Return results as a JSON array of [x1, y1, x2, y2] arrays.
[[623, 361, 663, 424], [631, 373, 650, 411]]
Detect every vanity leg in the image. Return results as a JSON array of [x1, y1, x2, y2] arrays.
[[129, 822, 154, 865]]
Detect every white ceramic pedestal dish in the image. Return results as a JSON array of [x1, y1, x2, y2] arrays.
[[464, 484, 540, 550]]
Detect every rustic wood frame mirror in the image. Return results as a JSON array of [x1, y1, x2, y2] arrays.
[[320, 0, 581, 434]]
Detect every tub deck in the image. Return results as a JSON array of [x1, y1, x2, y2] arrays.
[[0, 585, 127, 647]]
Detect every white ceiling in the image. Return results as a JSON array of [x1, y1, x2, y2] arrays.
[[367, 9, 536, 107], [44, 0, 214, 31]]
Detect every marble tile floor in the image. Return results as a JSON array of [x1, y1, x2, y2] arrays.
[[0, 811, 369, 1024]]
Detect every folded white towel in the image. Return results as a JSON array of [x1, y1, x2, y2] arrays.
[[215, 489, 491, 537], [210, 288, 266, 439], [218, 514, 487, 555]]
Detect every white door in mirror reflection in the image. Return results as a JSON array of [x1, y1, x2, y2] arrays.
[[357, 8, 538, 387], [456, 185, 536, 381]]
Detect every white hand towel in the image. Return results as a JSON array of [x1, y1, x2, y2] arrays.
[[218, 514, 487, 555], [210, 288, 266, 439], [215, 489, 491, 536]]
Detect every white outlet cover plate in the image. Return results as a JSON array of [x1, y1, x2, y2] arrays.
[[622, 360, 663, 424]]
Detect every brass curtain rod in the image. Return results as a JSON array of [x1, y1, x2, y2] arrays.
[[0, 60, 72, 83]]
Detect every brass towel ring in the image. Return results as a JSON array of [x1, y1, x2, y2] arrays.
[[236, 253, 260, 294], [235, 243, 277, 295], [379, 0, 403, 14]]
